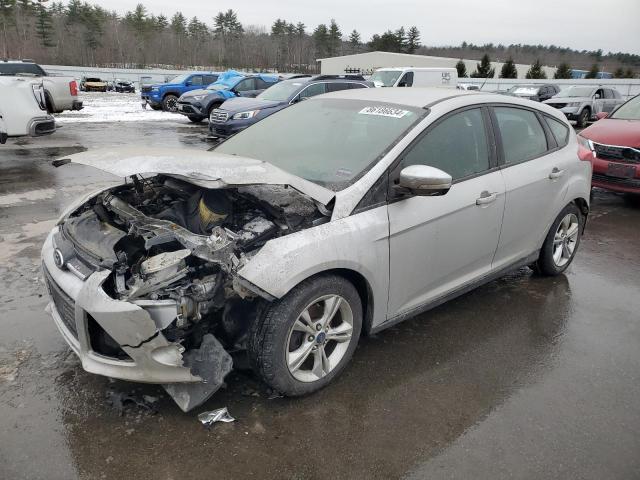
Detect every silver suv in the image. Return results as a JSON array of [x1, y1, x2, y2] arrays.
[[543, 85, 625, 127], [42, 88, 591, 411]]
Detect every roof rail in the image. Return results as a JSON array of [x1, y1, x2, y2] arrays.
[[314, 74, 366, 81]]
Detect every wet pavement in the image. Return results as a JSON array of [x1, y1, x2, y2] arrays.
[[1, 113, 639, 480]]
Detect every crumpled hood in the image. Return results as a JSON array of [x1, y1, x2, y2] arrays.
[[218, 96, 284, 113], [58, 147, 335, 206]]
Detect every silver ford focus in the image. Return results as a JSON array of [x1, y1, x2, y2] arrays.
[[42, 88, 591, 411]]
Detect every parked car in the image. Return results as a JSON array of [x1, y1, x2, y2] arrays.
[[42, 88, 590, 412], [208, 75, 372, 138], [0, 59, 82, 113], [543, 86, 625, 128], [369, 67, 458, 88], [577, 94, 640, 195], [177, 71, 280, 122], [141, 72, 221, 111], [502, 84, 560, 102], [80, 77, 108, 92], [0, 76, 56, 137], [114, 79, 135, 93]]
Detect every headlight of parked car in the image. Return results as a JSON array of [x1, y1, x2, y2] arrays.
[[577, 134, 594, 151], [151, 87, 159, 92], [190, 94, 207, 101], [566, 102, 581, 108], [232, 110, 260, 120]]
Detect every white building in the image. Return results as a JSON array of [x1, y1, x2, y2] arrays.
[[317, 51, 557, 79]]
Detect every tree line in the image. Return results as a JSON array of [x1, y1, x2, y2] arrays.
[[455, 53, 636, 80], [0, 0, 637, 77]]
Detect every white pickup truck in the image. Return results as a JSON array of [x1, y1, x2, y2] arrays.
[[0, 60, 82, 114], [0, 76, 56, 138]]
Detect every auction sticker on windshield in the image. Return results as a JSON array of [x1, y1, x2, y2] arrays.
[[359, 106, 410, 118]]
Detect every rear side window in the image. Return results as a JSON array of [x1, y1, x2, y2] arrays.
[[255, 78, 274, 89], [325, 82, 351, 93], [545, 116, 570, 148], [603, 89, 614, 99], [494, 107, 548, 165], [400, 108, 489, 180]]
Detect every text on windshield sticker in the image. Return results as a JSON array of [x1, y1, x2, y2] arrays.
[[358, 106, 410, 118]]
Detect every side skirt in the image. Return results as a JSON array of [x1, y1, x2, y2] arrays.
[[370, 252, 539, 335]]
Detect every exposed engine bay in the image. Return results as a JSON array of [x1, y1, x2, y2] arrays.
[[52, 174, 330, 410]]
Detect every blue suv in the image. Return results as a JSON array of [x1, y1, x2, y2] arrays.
[[208, 75, 371, 138], [176, 71, 280, 122], [141, 72, 221, 111]]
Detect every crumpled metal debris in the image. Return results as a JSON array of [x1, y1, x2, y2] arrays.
[[105, 390, 158, 416], [198, 407, 235, 426]]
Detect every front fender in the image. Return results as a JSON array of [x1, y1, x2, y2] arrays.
[[238, 206, 390, 329]]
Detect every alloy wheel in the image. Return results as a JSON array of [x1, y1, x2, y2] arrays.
[[285, 295, 354, 383], [553, 213, 579, 267]]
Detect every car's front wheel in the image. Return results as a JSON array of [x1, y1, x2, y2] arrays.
[[162, 94, 179, 112], [248, 274, 362, 396], [534, 203, 584, 275], [576, 108, 590, 128]]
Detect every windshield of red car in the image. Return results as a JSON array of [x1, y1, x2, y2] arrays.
[[610, 95, 640, 120]]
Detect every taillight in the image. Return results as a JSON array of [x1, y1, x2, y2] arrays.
[[576, 135, 595, 161], [69, 80, 78, 96]]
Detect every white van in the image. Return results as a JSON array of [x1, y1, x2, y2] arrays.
[[369, 67, 458, 88]]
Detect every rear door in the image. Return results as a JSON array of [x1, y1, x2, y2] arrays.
[[387, 106, 505, 317], [490, 105, 572, 269]]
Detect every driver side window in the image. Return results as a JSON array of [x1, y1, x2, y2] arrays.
[[235, 78, 256, 92], [399, 108, 490, 181], [189, 75, 203, 86]]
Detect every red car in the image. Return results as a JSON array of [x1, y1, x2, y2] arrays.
[[577, 94, 640, 194]]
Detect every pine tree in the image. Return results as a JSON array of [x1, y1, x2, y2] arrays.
[[585, 63, 600, 79], [35, 1, 54, 47], [394, 26, 406, 53], [406, 26, 420, 54], [348, 29, 360, 53], [312, 23, 328, 58], [0, 0, 17, 58], [455, 59, 468, 78], [499, 57, 517, 78], [327, 18, 341, 57], [170, 12, 186, 35], [525, 58, 547, 79], [470, 54, 495, 78], [553, 62, 572, 79]]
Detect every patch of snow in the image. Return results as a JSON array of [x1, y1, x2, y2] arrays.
[[56, 92, 186, 124]]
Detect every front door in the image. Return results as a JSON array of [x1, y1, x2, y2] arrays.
[[387, 107, 505, 318]]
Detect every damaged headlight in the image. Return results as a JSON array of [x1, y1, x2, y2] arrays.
[[232, 110, 260, 120]]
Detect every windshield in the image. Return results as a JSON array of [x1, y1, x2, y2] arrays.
[[555, 86, 594, 98], [206, 83, 233, 91], [369, 70, 403, 87], [168, 74, 189, 84], [610, 95, 640, 120], [0, 63, 45, 76], [215, 98, 425, 190], [507, 85, 539, 95], [257, 80, 303, 101]]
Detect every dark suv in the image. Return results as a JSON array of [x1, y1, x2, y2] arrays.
[[208, 75, 372, 138]]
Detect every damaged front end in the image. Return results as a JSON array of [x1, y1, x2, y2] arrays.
[[43, 173, 330, 411]]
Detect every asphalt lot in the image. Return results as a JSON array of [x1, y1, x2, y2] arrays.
[[1, 95, 639, 480]]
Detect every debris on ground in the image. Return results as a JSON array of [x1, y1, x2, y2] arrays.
[[197, 407, 235, 427], [105, 389, 158, 416]]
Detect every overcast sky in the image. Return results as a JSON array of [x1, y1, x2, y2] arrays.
[[90, 0, 640, 54]]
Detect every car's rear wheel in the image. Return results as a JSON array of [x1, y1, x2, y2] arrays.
[[162, 94, 179, 112], [248, 274, 362, 396], [534, 203, 583, 275], [576, 108, 590, 128]]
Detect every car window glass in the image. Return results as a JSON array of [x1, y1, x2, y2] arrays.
[[398, 72, 414, 87], [255, 78, 269, 89], [299, 83, 326, 99], [400, 108, 489, 180], [603, 89, 614, 99], [348, 82, 367, 89], [325, 82, 350, 93], [189, 75, 203, 86], [235, 78, 256, 92], [494, 107, 548, 164], [545, 117, 570, 148], [204, 75, 218, 85]]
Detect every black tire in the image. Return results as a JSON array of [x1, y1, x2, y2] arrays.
[[162, 94, 179, 112], [248, 274, 362, 396], [576, 108, 590, 128], [535, 203, 584, 276], [188, 115, 205, 123], [150, 104, 163, 111]]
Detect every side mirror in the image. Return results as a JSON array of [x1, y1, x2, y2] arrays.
[[595, 112, 608, 120], [396, 165, 452, 196], [594, 93, 601, 99]]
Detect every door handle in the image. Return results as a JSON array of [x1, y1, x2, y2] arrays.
[[549, 167, 565, 179], [476, 191, 497, 205]]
